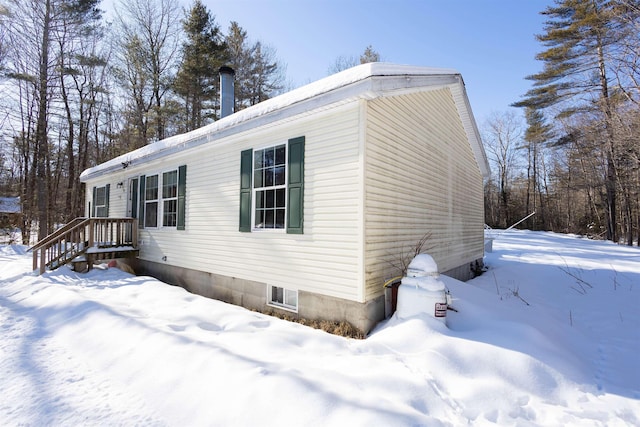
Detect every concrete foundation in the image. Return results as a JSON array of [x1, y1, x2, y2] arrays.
[[122, 257, 480, 335], [125, 258, 385, 335]]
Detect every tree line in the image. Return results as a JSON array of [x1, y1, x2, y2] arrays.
[[0, 0, 287, 243], [484, 0, 640, 246], [4, 0, 637, 248]]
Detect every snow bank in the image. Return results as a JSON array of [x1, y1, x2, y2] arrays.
[[0, 230, 639, 426]]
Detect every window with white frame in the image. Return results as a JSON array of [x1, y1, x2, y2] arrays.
[[144, 175, 159, 228], [94, 185, 108, 217], [162, 170, 178, 227], [239, 136, 304, 234], [268, 285, 298, 311], [139, 166, 186, 230], [253, 144, 286, 229]]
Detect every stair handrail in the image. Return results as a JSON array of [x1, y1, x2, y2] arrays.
[[28, 217, 89, 252], [30, 217, 138, 274]]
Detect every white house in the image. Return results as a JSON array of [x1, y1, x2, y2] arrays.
[[79, 63, 490, 333]]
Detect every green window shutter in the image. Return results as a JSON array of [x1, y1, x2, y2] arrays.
[[239, 149, 253, 232], [92, 186, 97, 217], [138, 175, 146, 229], [177, 165, 187, 230], [130, 178, 139, 219], [105, 184, 110, 217], [287, 136, 305, 234]]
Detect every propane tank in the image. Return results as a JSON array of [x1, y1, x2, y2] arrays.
[[396, 254, 448, 325]]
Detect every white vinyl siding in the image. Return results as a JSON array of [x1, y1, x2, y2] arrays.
[[363, 88, 484, 300], [120, 102, 363, 302], [82, 86, 485, 306], [85, 179, 128, 218]]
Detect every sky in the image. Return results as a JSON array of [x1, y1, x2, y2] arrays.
[[203, 0, 553, 125]]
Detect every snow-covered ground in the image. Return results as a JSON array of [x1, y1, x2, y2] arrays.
[[1, 230, 638, 426]]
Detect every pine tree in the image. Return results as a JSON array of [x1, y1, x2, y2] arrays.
[[513, 0, 640, 241], [360, 45, 380, 64], [328, 45, 381, 74], [174, 0, 227, 131], [225, 21, 252, 112], [246, 41, 283, 106], [225, 21, 283, 111]]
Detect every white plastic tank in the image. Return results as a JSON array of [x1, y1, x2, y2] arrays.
[[396, 254, 448, 325]]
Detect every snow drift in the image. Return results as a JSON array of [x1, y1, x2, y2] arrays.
[[0, 230, 638, 426]]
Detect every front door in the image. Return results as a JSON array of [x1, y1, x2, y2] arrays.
[[126, 177, 139, 218], [125, 177, 139, 243]]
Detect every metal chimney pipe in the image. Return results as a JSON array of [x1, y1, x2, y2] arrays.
[[219, 66, 235, 119]]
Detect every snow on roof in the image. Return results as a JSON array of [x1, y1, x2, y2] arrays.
[[0, 197, 21, 214], [81, 63, 486, 181]]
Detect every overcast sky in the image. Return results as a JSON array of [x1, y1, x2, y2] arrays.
[[203, 0, 552, 125]]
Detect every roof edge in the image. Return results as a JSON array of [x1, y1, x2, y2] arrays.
[[81, 63, 468, 181]]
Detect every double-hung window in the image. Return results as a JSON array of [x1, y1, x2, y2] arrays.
[[144, 175, 159, 228], [254, 145, 286, 229], [139, 165, 187, 229], [239, 136, 305, 233], [162, 170, 178, 227], [92, 184, 110, 217]]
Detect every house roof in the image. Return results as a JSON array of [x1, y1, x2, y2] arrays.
[[0, 197, 21, 214], [80, 63, 489, 181]]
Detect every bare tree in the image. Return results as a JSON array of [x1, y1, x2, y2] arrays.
[[1, 0, 102, 240], [113, 0, 182, 144], [0, 4, 8, 70], [523, 107, 554, 229], [57, 14, 109, 219], [483, 111, 524, 228], [513, 0, 640, 241]]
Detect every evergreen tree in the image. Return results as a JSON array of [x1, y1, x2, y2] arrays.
[[225, 21, 252, 112], [174, 0, 227, 131], [329, 45, 381, 74], [225, 21, 283, 111], [360, 45, 380, 64], [513, 0, 640, 241], [246, 41, 283, 106]]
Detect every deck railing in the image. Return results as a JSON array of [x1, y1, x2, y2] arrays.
[[29, 217, 138, 274]]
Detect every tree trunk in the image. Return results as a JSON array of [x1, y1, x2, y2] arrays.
[[35, 0, 51, 240], [60, 70, 76, 223], [596, 38, 618, 242]]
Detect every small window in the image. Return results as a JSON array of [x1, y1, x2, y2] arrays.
[[268, 285, 298, 311]]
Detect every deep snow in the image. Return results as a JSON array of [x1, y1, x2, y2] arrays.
[[0, 230, 638, 426]]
